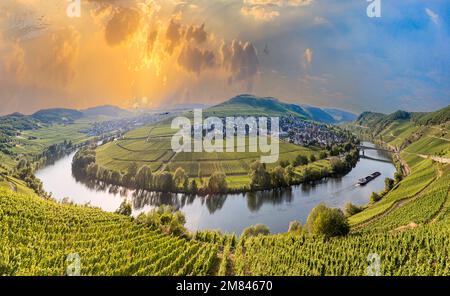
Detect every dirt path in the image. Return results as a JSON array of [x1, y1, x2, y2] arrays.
[[417, 154, 450, 164]]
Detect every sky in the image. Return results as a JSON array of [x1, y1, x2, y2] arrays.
[[0, 0, 449, 115]]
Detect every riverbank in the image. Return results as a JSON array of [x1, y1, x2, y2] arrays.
[[36, 141, 395, 234], [71, 146, 360, 196]]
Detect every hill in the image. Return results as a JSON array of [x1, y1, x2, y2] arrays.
[[82, 105, 131, 118], [300, 104, 337, 124], [205, 94, 356, 124], [323, 108, 358, 123], [356, 105, 450, 132], [32, 108, 84, 124], [414, 105, 450, 126]]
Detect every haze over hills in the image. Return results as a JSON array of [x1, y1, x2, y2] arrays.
[[206, 94, 357, 124], [1, 105, 133, 126]]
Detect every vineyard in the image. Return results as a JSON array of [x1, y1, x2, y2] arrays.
[[1, 104, 449, 276], [234, 217, 450, 275], [0, 188, 218, 276], [95, 122, 323, 186]]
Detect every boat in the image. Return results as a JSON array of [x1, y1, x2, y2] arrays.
[[358, 172, 381, 185]]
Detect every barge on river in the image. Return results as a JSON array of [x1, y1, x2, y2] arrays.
[[358, 172, 381, 185]]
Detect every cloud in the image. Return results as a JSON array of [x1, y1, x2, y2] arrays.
[[147, 29, 158, 55], [185, 23, 208, 44], [303, 48, 313, 65], [104, 7, 141, 46], [177, 45, 215, 74], [425, 8, 439, 25], [241, 0, 312, 21], [221, 40, 259, 90], [241, 4, 280, 21], [165, 18, 184, 54]]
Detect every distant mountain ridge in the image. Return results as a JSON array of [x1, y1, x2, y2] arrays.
[[0, 105, 132, 130], [206, 94, 357, 124], [355, 105, 450, 134]]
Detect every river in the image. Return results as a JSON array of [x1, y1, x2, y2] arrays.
[[36, 142, 395, 234]]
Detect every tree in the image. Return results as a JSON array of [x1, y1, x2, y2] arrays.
[[173, 167, 186, 187], [249, 161, 270, 188], [319, 151, 328, 160], [284, 165, 295, 185], [136, 166, 152, 190], [305, 203, 349, 238], [128, 162, 138, 176], [198, 169, 203, 185], [394, 172, 403, 183], [155, 171, 174, 192], [86, 163, 98, 179], [110, 171, 122, 185], [294, 155, 308, 166], [208, 171, 228, 193], [330, 157, 346, 174], [330, 145, 341, 156], [115, 200, 132, 216], [190, 179, 198, 194], [270, 166, 286, 187], [384, 177, 394, 192], [279, 160, 290, 168], [288, 220, 302, 234], [183, 177, 189, 192]]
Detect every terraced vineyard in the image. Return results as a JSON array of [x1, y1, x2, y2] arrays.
[[0, 188, 218, 276], [235, 217, 450, 275], [233, 162, 449, 276], [95, 123, 322, 187], [349, 159, 437, 225]]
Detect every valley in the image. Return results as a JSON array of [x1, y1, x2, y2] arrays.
[[0, 96, 449, 275]]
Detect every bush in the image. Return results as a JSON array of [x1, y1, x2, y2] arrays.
[[305, 203, 349, 238], [136, 205, 187, 236], [288, 220, 302, 234], [241, 224, 270, 238], [384, 177, 395, 192], [370, 192, 382, 203], [319, 151, 328, 160], [294, 155, 309, 166], [344, 203, 363, 216], [115, 201, 132, 216], [208, 171, 228, 193]]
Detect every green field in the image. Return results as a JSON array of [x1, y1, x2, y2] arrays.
[[95, 123, 322, 187]]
